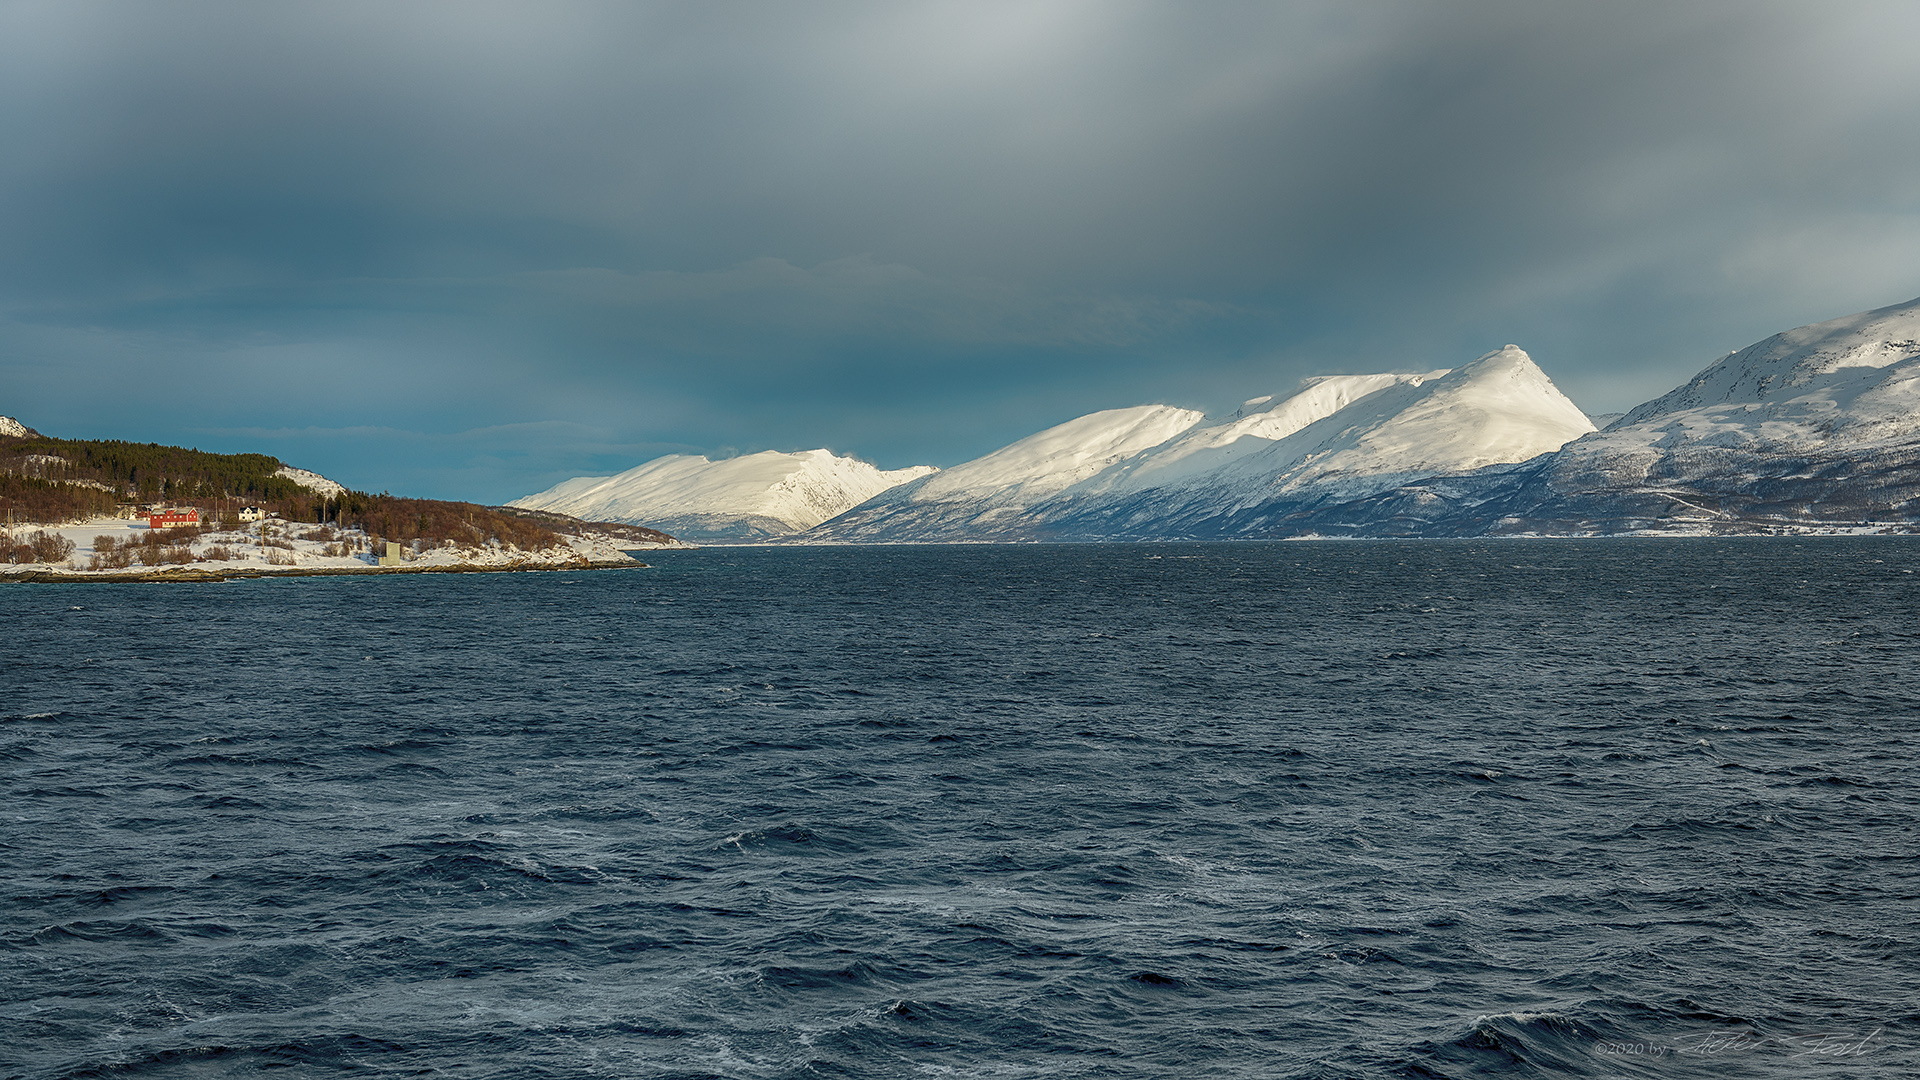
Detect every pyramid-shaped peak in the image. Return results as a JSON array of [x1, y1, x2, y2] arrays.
[[1448, 343, 1551, 382]]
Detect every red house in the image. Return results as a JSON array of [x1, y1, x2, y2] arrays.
[[148, 508, 200, 529]]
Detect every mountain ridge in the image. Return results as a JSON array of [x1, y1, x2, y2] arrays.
[[807, 344, 1594, 542], [1200, 295, 1920, 537], [507, 448, 937, 541], [505, 293, 1920, 541]]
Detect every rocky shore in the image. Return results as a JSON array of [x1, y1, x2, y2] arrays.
[[1, 556, 649, 584]]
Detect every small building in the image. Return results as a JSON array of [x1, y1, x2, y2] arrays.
[[237, 506, 265, 523], [377, 541, 405, 566], [148, 508, 200, 529]]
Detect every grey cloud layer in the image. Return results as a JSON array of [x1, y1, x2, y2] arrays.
[[3, 0, 1918, 500]]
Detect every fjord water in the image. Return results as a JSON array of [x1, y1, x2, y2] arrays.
[[4, 541, 1916, 1079]]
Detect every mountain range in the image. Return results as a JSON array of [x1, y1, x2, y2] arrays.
[[508, 449, 936, 541], [512, 295, 1920, 540]]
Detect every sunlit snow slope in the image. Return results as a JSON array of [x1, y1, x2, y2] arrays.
[[809, 346, 1593, 541], [1556, 296, 1920, 481], [509, 449, 938, 540], [804, 405, 1204, 541], [1448, 295, 1920, 533]]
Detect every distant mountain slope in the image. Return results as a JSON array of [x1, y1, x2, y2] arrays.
[[1245, 295, 1920, 536], [810, 406, 1205, 541], [1620, 296, 1920, 431], [809, 346, 1594, 541], [508, 449, 938, 540], [1464, 296, 1920, 533]]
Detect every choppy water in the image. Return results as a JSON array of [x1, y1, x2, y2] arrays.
[[3, 540, 1917, 1079]]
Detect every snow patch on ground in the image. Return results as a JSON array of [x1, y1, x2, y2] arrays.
[[275, 466, 346, 496]]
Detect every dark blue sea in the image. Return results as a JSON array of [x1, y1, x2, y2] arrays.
[[4, 540, 1917, 1079]]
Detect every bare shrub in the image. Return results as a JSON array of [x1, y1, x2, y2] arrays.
[[93, 534, 119, 554], [267, 549, 296, 566], [202, 545, 234, 561], [136, 544, 193, 566], [89, 549, 133, 570], [25, 530, 75, 563]]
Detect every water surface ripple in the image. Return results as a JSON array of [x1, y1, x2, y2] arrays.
[[3, 540, 1917, 1078]]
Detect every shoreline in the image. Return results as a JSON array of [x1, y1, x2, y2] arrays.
[[0, 557, 650, 584]]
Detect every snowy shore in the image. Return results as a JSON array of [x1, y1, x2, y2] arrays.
[[1, 516, 671, 583]]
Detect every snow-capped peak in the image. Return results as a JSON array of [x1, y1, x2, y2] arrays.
[[1621, 295, 1920, 429], [1063, 346, 1591, 502], [1314, 344, 1593, 479], [808, 345, 1594, 542], [1554, 294, 1920, 467], [0, 415, 36, 438], [508, 448, 938, 540], [1070, 371, 1446, 495]]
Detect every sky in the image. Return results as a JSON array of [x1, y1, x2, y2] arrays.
[[4, 0, 1920, 503]]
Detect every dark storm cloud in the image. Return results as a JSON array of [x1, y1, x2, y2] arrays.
[[3, 0, 1919, 500]]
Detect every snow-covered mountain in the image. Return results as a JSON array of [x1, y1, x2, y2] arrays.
[[1469, 295, 1920, 533], [508, 449, 938, 540], [508, 294, 1920, 543], [809, 345, 1594, 541], [1272, 295, 1920, 536], [808, 406, 1206, 541], [0, 415, 38, 438], [1550, 296, 1920, 483]]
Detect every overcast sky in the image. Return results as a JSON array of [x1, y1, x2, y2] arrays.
[[4, 0, 1919, 501]]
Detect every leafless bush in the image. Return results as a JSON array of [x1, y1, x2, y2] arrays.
[[203, 545, 235, 561], [137, 544, 194, 566], [93, 534, 119, 554], [24, 530, 74, 563], [267, 549, 296, 566], [89, 549, 133, 570]]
